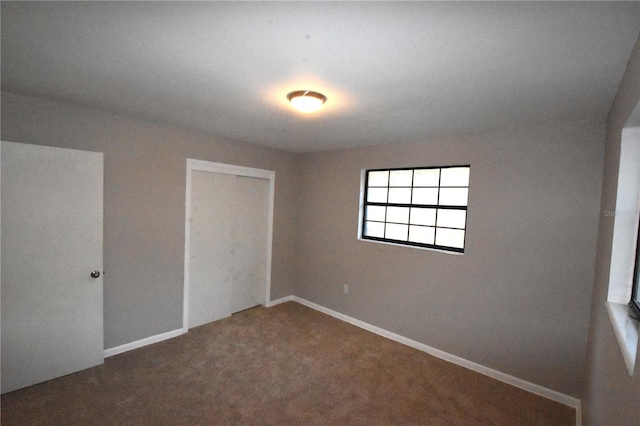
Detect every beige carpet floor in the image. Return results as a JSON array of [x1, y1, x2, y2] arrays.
[[1, 301, 574, 425]]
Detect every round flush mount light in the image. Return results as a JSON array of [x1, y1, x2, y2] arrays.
[[286, 90, 327, 114]]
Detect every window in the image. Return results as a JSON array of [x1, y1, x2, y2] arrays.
[[360, 165, 470, 253], [630, 218, 640, 319], [606, 102, 639, 376]]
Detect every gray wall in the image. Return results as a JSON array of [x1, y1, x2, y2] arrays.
[[1, 91, 300, 349], [295, 119, 604, 397], [582, 37, 640, 425]]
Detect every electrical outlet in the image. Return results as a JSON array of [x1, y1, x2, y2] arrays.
[[343, 285, 349, 294]]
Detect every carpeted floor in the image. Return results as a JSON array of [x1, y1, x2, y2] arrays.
[[1, 301, 574, 425]]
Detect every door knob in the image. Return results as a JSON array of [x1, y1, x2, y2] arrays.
[[90, 270, 101, 278]]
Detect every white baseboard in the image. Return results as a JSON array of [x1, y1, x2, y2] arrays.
[[289, 296, 582, 425], [104, 328, 185, 358], [103, 296, 294, 358], [266, 295, 294, 307], [104, 296, 295, 359]]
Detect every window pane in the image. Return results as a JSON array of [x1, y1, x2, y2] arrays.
[[388, 188, 412, 204], [368, 171, 389, 187], [386, 206, 409, 224], [389, 170, 413, 187], [412, 188, 438, 205], [440, 167, 470, 187], [409, 225, 435, 244], [413, 169, 440, 187], [436, 209, 466, 229], [364, 221, 384, 238], [410, 207, 436, 226], [439, 188, 468, 206], [435, 228, 465, 248], [366, 205, 386, 222], [367, 187, 388, 203], [385, 223, 408, 241]]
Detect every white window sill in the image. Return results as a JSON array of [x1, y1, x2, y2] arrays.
[[605, 302, 638, 376], [357, 237, 464, 255]]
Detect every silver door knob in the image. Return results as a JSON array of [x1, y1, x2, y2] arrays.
[[90, 270, 101, 278]]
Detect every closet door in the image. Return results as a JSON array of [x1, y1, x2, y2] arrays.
[[1, 141, 104, 394], [186, 163, 271, 329]]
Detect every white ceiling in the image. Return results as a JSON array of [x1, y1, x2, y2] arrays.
[[2, 2, 639, 153]]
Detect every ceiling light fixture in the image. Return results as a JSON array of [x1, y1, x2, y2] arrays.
[[286, 90, 327, 114]]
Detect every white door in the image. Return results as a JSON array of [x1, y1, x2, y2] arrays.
[[1, 141, 104, 394], [185, 161, 273, 329]]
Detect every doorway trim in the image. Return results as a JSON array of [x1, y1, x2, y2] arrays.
[[183, 159, 275, 332]]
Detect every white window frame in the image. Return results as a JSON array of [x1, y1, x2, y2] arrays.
[[358, 165, 470, 254]]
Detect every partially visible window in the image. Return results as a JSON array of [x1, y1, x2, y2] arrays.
[[360, 165, 470, 253], [630, 219, 640, 319], [606, 101, 640, 376]]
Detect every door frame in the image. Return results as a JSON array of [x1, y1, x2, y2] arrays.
[[183, 159, 275, 332]]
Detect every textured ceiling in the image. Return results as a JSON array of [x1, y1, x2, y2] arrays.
[[2, 2, 639, 153]]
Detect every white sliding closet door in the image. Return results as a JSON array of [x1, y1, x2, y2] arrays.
[[186, 161, 273, 329]]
